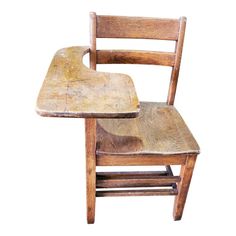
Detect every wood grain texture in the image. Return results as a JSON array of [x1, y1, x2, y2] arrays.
[[36, 13, 198, 223], [96, 154, 187, 166], [97, 50, 175, 66], [96, 102, 200, 156], [36, 46, 139, 118], [96, 176, 180, 188], [85, 119, 96, 224], [96, 171, 169, 179], [167, 17, 186, 105], [96, 189, 178, 197], [96, 15, 180, 40], [90, 12, 97, 70], [173, 154, 197, 220]]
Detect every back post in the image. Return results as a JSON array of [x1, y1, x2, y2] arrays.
[[90, 12, 97, 70], [167, 17, 186, 105]]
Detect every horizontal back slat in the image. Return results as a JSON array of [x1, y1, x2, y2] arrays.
[[97, 50, 176, 66], [97, 15, 180, 40]]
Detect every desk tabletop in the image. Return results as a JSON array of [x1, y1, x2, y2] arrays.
[[36, 47, 139, 118]]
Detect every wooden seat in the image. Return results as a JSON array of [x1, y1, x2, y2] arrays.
[[97, 102, 199, 156]]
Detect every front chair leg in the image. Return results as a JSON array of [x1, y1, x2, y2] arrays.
[[85, 119, 97, 224], [173, 154, 197, 220]]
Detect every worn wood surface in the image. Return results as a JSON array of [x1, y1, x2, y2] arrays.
[[86, 13, 97, 224], [96, 154, 187, 166], [97, 50, 175, 66], [173, 155, 197, 220], [90, 12, 97, 70], [85, 119, 96, 224], [36, 12, 199, 223], [167, 17, 186, 105], [96, 176, 180, 188], [96, 102, 200, 157], [96, 15, 180, 40], [92, 14, 197, 222], [96, 171, 169, 179], [96, 189, 178, 197], [36, 46, 139, 118], [95, 15, 186, 105]]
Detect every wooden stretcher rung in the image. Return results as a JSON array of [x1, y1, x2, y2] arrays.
[[96, 188, 178, 197], [96, 175, 180, 188], [97, 171, 169, 180]]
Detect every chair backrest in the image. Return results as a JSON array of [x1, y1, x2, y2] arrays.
[[89, 12, 186, 105]]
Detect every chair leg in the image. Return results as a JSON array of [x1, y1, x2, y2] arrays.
[[85, 119, 96, 224], [173, 154, 197, 220]]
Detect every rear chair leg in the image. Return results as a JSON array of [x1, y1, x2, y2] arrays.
[[173, 155, 197, 220], [85, 119, 96, 224]]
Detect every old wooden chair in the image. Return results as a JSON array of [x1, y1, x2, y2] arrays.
[[37, 12, 200, 224]]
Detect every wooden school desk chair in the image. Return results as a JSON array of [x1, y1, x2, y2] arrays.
[[36, 12, 200, 224]]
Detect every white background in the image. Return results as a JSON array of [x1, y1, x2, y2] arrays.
[[0, 0, 235, 235]]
